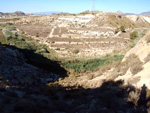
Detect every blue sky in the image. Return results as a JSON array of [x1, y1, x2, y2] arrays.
[[0, 0, 150, 14]]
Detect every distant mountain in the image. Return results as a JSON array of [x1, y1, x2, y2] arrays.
[[32, 11, 61, 15], [124, 13, 136, 15], [140, 11, 150, 16], [80, 10, 103, 14], [124, 11, 150, 16], [116, 11, 150, 16], [116, 11, 124, 15], [0, 11, 26, 18], [13, 11, 26, 16]]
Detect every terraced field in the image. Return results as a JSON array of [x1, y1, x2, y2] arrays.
[[13, 13, 150, 58], [15, 24, 53, 37]]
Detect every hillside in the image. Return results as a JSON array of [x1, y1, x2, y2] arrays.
[[0, 11, 26, 18], [0, 43, 56, 86], [12, 12, 150, 59], [1, 12, 150, 112], [115, 31, 150, 89]]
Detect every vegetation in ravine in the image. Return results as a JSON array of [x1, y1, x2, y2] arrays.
[[61, 55, 124, 73]]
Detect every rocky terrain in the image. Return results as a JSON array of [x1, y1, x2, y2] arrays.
[[0, 11, 150, 112]]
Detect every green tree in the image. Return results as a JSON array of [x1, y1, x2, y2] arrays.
[[72, 49, 79, 54], [130, 31, 138, 40], [120, 25, 125, 32]]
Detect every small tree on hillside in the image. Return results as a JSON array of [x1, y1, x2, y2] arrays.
[[72, 49, 79, 54], [130, 31, 138, 40], [36, 33, 39, 37], [118, 15, 122, 18], [120, 25, 125, 32]]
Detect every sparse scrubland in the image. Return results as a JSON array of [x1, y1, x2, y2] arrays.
[[0, 11, 150, 113]]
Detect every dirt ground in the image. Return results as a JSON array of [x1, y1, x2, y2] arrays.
[[15, 24, 52, 37]]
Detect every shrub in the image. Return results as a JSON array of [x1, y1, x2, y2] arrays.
[[7, 26, 16, 31], [82, 25, 86, 28], [36, 33, 39, 37], [0, 23, 7, 27], [5, 31, 13, 40], [130, 31, 138, 40], [5, 31, 12, 36], [56, 48, 60, 50], [118, 15, 122, 18], [72, 49, 79, 54], [130, 40, 136, 48], [120, 25, 125, 32]]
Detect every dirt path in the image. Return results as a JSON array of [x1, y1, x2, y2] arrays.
[[49, 27, 56, 37]]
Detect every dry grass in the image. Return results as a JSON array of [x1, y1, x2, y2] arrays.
[[128, 90, 140, 106], [0, 30, 7, 44], [0, 30, 3, 37], [111, 54, 143, 78], [130, 64, 143, 75], [147, 37, 150, 43], [127, 76, 141, 84], [144, 53, 150, 63]]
